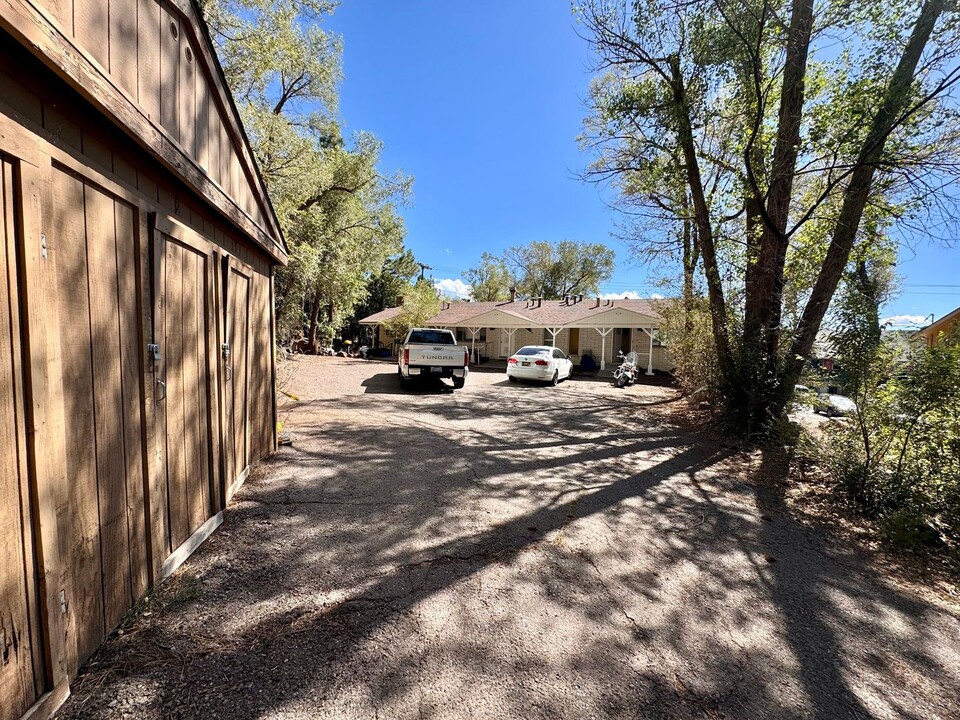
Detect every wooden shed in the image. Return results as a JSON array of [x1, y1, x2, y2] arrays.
[[0, 2, 286, 718]]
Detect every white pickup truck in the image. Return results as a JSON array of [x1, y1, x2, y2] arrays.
[[398, 328, 469, 389]]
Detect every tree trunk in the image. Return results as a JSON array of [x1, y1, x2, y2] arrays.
[[743, 0, 816, 352], [669, 55, 734, 382], [307, 285, 323, 354], [733, 0, 816, 434], [787, 0, 947, 388]]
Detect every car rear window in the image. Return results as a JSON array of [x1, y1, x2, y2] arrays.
[[408, 330, 455, 345], [516, 347, 546, 356]]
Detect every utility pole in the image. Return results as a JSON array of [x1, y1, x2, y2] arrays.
[[417, 262, 433, 281]]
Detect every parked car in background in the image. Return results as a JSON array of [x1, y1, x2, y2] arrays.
[[398, 328, 469, 389], [814, 392, 857, 417], [507, 346, 573, 386]]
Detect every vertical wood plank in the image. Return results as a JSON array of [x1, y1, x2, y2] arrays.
[[84, 182, 133, 632], [158, 3, 180, 141], [178, 35, 197, 159], [208, 251, 222, 513], [73, 0, 109, 69], [269, 266, 277, 453], [196, 70, 211, 173], [164, 237, 187, 549], [23, 157, 70, 689], [0, 158, 40, 720], [110, 0, 139, 98], [180, 247, 202, 533], [115, 201, 149, 599], [50, 166, 104, 669], [196, 253, 211, 520], [36, 0, 74, 35], [137, 0, 161, 122], [146, 215, 166, 579]]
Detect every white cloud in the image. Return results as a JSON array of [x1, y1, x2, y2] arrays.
[[880, 314, 928, 328], [434, 278, 472, 299], [599, 291, 664, 300]]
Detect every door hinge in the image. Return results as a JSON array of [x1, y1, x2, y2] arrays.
[[40, 233, 47, 259]]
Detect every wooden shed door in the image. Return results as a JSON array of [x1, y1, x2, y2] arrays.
[[223, 258, 251, 497], [43, 166, 149, 670], [0, 157, 43, 720], [155, 228, 215, 554]]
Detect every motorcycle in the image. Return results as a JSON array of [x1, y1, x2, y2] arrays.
[[613, 351, 639, 388]]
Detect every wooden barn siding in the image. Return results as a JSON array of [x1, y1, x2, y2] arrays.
[[21, 0, 273, 240], [0, 41, 276, 720]]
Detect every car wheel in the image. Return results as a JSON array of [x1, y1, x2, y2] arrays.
[[508, 375, 518, 383], [551, 371, 559, 386]]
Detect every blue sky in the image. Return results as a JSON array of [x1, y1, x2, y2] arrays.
[[325, 0, 959, 326]]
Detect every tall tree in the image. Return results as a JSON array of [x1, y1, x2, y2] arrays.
[[203, 0, 412, 349], [502, 240, 615, 299], [579, 0, 960, 436], [464, 252, 514, 301]]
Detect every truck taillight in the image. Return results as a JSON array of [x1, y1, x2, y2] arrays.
[[403, 349, 409, 365], [534, 359, 549, 366]]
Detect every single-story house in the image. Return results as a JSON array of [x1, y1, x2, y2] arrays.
[[0, 2, 285, 718], [360, 296, 672, 374], [917, 306, 960, 347]]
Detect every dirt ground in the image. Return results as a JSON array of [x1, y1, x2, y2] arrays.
[[58, 356, 960, 719]]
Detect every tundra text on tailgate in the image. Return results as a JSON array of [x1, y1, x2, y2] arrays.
[[398, 328, 469, 389]]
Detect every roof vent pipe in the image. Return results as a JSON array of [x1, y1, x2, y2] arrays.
[[563, 294, 570, 305], [509, 286, 517, 302], [594, 297, 600, 308]]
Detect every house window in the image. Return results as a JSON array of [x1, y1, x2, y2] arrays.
[[652, 329, 664, 347], [569, 328, 580, 355]]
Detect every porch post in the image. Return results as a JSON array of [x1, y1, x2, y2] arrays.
[[469, 327, 480, 363], [647, 327, 655, 375], [546, 327, 560, 347], [596, 327, 613, 370]]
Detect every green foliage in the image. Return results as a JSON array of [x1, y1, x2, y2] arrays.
[[501, 240, 615, 299], [577, 0, 960, 437], [203, 0, 411, 346], [464, 252, 513, 302], [655, 297, 720, 400], [825, 327, 960, 548], [381, 280, 442, 339]]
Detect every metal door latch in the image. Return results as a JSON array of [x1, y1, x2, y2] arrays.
[[147, 343, 161, 362]]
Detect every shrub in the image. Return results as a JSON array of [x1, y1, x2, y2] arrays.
[[823, 328, 960, 548]]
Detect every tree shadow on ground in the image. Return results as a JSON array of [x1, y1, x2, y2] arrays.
[[59, 375, 960, 720]]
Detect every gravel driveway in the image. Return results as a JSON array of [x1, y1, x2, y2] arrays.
[[59, 357, 960, 720]]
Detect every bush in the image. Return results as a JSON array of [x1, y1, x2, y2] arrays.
[[655, 297, 721, 400], [823, 329, 960, 548]]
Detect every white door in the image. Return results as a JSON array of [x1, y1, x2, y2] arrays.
[[499, 330, 512, 358]]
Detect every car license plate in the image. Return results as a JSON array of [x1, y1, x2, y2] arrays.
[[521, 361, 530, 367], [430, 366, 442, 373]]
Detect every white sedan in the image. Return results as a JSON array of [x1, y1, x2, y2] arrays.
[[506, 346, 574, 385]]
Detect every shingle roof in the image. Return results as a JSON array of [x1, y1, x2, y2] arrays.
[[359, 298, 663, 327], [357, 306, 404, 324]]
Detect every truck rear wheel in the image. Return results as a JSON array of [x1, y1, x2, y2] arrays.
[[453, 377, 465, 389], [398, 368, 410, 390]]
